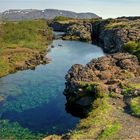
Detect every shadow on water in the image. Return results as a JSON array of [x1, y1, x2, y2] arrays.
[[65, 102, 88, 119], [0, 38, 105, 135]]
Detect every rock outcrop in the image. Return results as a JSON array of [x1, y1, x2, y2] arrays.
[[64, 53, 140, 112], [49, 21, 73, 32], [14, 53, 51, 71], [63, 22, 92, 41], [50, 18, 140, 53], [92, 18, 140, 53], [98, 28, 140, 53]]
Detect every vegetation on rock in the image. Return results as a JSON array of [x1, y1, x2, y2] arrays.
[[124, 41, 140, 60], [66, 97, 121, 140], [54, 16, 73, 23], [130, 97, 140, 117]]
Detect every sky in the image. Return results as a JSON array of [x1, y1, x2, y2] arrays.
[[0, 0, 140, 18]]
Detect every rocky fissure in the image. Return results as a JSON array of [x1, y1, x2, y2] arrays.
[[50, 18, 140, 53]]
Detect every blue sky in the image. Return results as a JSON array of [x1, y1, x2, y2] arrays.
[[0, 0, 140, 18]]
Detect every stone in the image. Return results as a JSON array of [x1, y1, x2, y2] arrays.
[[63, 22, 92, 42]]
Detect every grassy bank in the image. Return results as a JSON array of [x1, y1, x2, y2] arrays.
[[0, 19, 53, 77], [69, 97, 121, 140]]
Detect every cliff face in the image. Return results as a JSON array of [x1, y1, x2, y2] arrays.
[[92, 19, 140, 53], [50, 18, 140, 53], [49, 22, 74, 32], [63, 22, 92, 41]]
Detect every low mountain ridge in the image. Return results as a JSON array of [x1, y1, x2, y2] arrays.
[[0, 9, 100, 21]]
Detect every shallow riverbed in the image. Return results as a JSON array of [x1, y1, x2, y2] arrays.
[[0, 38, 105, 135]]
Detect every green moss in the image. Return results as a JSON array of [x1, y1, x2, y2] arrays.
[[123, 41, 140, 60], [98, 122, 121, 140], [54, 16, 71, 22], [106, 22, 129, 29], [121, 78, 140, 92], [105, 19, 140, 30], [119, 82, 134, 94], [79, 82, 107, 98], [69, 96, 120, 139], [130, 97, 140, 117], [128, 83, 140, 90], [0, 120, 43, 140]]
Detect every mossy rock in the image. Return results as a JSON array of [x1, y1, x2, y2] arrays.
[[130, 97, 140, 117]]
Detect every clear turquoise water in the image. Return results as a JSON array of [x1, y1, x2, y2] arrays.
[[0, 39, 104, 135]]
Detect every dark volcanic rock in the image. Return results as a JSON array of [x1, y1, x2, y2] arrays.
[[15, 53, 51, 71], [92, 19, 140, 53], [49, 22, 74, 32], [99, 28, 140, 53], [50, 17, 140, 51], [64, 53, 140, 111], [63, 22, 92, 41], [117, 16, 140, 21]]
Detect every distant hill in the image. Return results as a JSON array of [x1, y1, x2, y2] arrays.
[[0, 9, 100, 21]]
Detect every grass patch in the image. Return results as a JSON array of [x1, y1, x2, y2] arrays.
[[106, 22, 130, 29], [69, 96, 121, 139], [98, 122, 121, 140], [105, 19, 140, 30], [0, 19, 52, 51], [0, 56, 10, 77], [123, 41, 140, 60], [130, 97, 140, 117], [128, 83, 140, 90], [53, 16, 77, 24], [54, 16, 72, 22], [79, 82, 107, 98], [0, 19, 53, 77]]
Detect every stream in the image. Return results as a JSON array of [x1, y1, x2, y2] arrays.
[[0, 33, 105, 135]]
